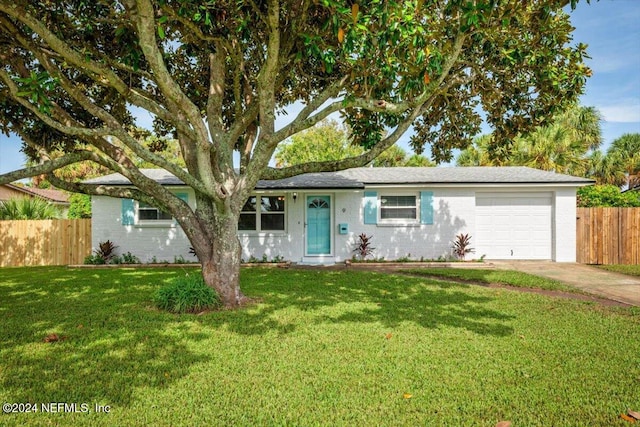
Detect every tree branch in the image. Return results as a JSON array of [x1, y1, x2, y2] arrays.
[[0, 4, 197, 140], [0, 152, 95, 185], [129, 0, 210, 145]]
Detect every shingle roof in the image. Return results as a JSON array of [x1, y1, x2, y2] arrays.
[[335, 166, 594, 185], [83, 166, 594, 189], [3, 183, 70, 204]]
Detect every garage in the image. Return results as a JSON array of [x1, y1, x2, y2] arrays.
[[475, 193, 553, 260]]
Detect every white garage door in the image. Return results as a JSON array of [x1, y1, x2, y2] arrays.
[[475, 193, 552, 260]]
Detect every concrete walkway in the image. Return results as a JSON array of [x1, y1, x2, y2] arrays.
[[492, 261, 640, 307]]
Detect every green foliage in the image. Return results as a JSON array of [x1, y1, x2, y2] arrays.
[[598, 265, 640, 277], [274, 119, 363, 167], [83, 254, 106, 265], [0, 0, 594, 302], [245, 254, 286, 264], [67, 193, 91, 218], [84, 249, 140, 265], [406, 268, 576, 293], [371, 145, 434, 167], [0, 197, 61, 220], [1, 267, 639, 426], [154, 273, 220, 314], [15, 71, 58, 114], [122, 251, 141, 264], [604, 133, 640, 188], [276, 120, 433, 167], [577, 185, 640, 207], [457, 105, 602, 177]]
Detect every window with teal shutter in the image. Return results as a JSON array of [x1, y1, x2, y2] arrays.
[[121, 199, 135, 225], [420, 191, 434, 225], [363, 191, 377, 224]]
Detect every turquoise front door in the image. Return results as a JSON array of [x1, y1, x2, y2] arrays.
[[306, 196, 331, 255]]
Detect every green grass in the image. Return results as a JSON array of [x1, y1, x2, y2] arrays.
[[598, 264, 640, 277], [405, 268, 580, 292], [0, 266, 638, 426]]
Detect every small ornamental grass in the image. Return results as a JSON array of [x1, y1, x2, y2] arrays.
[[154, 273, 220, 313]]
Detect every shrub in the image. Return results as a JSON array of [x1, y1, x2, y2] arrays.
[[245, 254, 285, 263], [68, 193, 92, 218], [84, 254, 105, 265], [94, 240, 118, 263], [154, 274, 220, 314], [577, 185, 640, 207], [0, 197, 61, 220], [122, 252, 141, 264]]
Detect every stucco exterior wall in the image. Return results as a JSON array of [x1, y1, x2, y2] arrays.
[[334, 188, 474, 262], [553, 188, 578, 262], [91, 189, 197, 263], [91, 185, 579, 264]]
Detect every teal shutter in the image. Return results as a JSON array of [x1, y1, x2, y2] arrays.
[[363, 191, 377, 224], [176, 192, 188, 203], [121, 199, 135, 225], [420, 191, 434, 225], [174, 193, 188, 224]]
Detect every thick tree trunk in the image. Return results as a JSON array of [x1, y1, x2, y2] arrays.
[[195, 214, 245, 308]]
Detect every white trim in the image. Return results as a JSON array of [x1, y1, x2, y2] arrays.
[[364, 183, 590, 189], [238, 193, 287, 234], [377, 192, 420, 225], [135, 200, 174, 226]]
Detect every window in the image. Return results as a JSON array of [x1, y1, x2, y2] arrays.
[[379, 195, 418, 221], [239, 195, 285, 232], [138, 201, 172, 221]]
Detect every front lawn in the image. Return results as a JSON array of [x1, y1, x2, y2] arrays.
[[599, 264, 640, 277], [405, 267, 579, 292], [1, 267, 638, 426]]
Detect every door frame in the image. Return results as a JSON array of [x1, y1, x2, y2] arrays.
[[304, 193, 334, 257]]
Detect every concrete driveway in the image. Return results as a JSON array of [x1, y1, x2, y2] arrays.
[[493, 261, 640, 307]]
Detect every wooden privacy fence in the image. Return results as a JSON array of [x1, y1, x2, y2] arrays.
[[0, 219, 92, 267], [576, 208, 640, 265]]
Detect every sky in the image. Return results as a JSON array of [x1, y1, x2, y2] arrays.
[[1, 0, 639, 175]]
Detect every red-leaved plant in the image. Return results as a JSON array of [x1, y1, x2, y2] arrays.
[[452, 233, 474, 260], [352, 233, 375, 260]]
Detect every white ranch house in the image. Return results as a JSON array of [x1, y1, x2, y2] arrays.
[[86, 167, 593, 264]]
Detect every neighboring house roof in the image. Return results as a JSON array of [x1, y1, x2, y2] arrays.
[[84, 166, 594, 189], [0, 183, 70, 205]]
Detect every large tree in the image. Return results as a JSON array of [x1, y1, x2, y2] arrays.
[[0, 1, 590, 307]]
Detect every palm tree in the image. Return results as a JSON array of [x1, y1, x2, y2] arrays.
[[606, 133, 640, 189], [587, 150, 627, 186], [456, 105, 602, 177], [456, 134, 496, 166], [0, 197, 61, 220]]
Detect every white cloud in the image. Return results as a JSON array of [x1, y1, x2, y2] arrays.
[[600, 99, 640, 123]]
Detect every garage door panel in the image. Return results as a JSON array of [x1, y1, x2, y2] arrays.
[[475, 194, 552, 260]]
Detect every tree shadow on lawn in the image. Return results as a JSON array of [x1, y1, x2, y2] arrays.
[[0, 267, 210, 407], [224, 269, 516, 337], [0, 267, 515, 408]]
